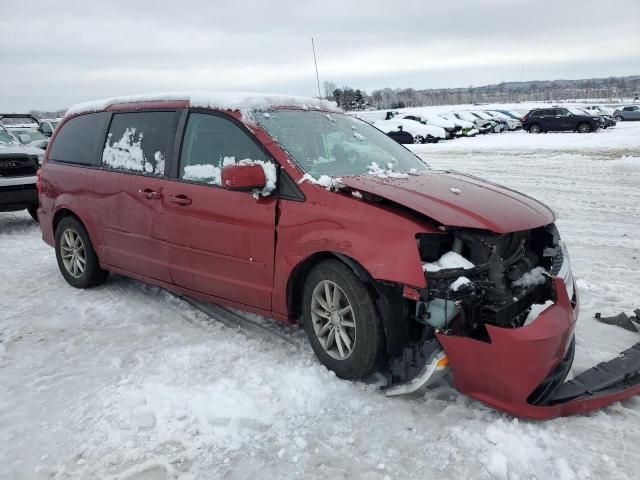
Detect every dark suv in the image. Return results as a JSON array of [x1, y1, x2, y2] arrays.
[[522, 108, 600, 133]]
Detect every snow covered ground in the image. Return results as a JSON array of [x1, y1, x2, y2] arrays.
[[1, 123, 640, 480]]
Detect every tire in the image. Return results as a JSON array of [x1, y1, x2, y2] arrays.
[[302, 259, 385, 380], [577, 122, 592, 133], [615, 115, 623, 122], [55, 216, 108, 288], [27, 205, 38, 222], [528, 123, 542, 134], [413, 135, 424, 144]]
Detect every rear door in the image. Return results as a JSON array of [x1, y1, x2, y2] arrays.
[[164, 110, 277, 310], [92, 110, 179, 282]]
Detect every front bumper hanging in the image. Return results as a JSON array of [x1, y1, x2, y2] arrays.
[[436, 278, 640, 419]]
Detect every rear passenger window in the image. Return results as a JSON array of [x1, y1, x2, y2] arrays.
[[102, 111, 176, 175], [48, 112, 110, 166], [178, 113, 266, 185]]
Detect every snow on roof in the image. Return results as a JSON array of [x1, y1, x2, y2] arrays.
[[65, 91, 339, 117]]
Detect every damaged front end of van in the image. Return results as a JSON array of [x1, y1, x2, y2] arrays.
[[383, 223, 640, 419]]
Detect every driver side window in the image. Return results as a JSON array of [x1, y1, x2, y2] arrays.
[[179, 113, 266, 185]]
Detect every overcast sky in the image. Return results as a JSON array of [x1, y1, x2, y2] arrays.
[[1, 0, 638, 111]]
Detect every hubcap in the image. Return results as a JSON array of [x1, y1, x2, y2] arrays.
[[60, 228, 86, 278], [413, 135, 423, 144], [311, 280, 356, 360]]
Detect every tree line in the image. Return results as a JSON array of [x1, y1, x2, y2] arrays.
[[323, 75, 640, 110]]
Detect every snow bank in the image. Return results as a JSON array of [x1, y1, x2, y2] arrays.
[[423, 251, 475, 272], [66, 91, 339, 117]]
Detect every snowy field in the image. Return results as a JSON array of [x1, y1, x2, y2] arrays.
[[1, 123, 640, 480]]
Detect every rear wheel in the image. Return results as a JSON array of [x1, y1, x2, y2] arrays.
[[413, 135, 425, 144], [27, 205, 38, 222], [302, 260, 385, 379], [577, 122, 592, 133], [528, 123, 542, 134], [55, 216, 108, 288]]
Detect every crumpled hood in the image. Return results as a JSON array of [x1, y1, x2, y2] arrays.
[[340, 170, 555, 233]]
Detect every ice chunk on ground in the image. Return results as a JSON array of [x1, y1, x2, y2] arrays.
[[423, 251, 475, 272]]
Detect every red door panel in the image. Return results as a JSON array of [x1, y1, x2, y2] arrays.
[[164, 181, 276, 310]]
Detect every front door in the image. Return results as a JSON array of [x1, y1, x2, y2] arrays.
[[165, 111, 277, 310], [91, 110, 179, 282]]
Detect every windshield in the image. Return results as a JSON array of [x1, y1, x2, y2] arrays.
[[255, 110, 427, 178], [567, 108, 588, 116], [0, 127, 16, 144]]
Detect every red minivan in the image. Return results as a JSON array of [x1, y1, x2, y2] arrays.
[[38, 92, 640, 419]]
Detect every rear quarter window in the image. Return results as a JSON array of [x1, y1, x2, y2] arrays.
[[102, 111, 177, 175], [48, 112, 110, 166]]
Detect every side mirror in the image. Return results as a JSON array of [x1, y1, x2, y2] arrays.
[[18, 134, 31, 144], [221, 163, 266, 191]]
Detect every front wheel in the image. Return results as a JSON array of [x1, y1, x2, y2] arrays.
[[55, 216, 109, 288], [302, 260, 385, 379], [577, 122, 593, 133], [413, 135, 425, 144], [615, 115, 623, 121], [528, 124, 542, 134]]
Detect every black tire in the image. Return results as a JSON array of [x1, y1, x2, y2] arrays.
[[413, 135, 424, 144], [528, 123, 542, 134], [302, 260, 385, 380], [55, 216, 108, 288], [615, 115, 623, 122], [577, 122, 592, 133], [27, 205, 38, 222]]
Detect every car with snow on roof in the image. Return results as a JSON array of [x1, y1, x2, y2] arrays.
[[374, 117, 445, 144], [37, 91, 640, 420]]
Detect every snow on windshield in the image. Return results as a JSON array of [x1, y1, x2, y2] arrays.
[[256, 110, 427, 181]]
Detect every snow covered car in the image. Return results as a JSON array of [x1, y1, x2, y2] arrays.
[[0, 114, 50, 149], [450, 111, 493, 134], [39, 118, 62, 137], [486, 110, 522, 130], [374, 118, 445, 143], [37, 92, 640, 420], [400, 112, 460, 139], [438, 112, 478, 137], [0, 124, 44, 220]]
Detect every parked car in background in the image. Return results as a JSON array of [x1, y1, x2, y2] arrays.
[[583, 105, 614, 116], [612, 105, 640, 121], [39, 118, 61, 137], [0, 124, 44, 220], [374, 117, 445, 143], [0, 114, 50, 149], [438, 113, 478, 137], [486, 110, 522, 130], [394, 113, 459, 138], [522, 108, 600, 133], [471, 111, 505, 132], [573, 107, 615, 129], [449, 111, 493, 134], [36, 91, 640, 419]]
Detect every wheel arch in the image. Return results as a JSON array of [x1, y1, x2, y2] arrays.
[[287, 251, 411, 357]]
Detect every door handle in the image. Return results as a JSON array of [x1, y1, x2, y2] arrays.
[[168, 194, 192, 206], [139, 188, 161, 200]]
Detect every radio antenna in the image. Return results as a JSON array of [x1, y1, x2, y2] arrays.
[[311, 37, 322, 99]]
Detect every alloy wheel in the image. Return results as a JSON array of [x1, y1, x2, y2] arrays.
[[60, 228, 86, 278], [311, 280, 356, 360], [413, 135, 424, 144]]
